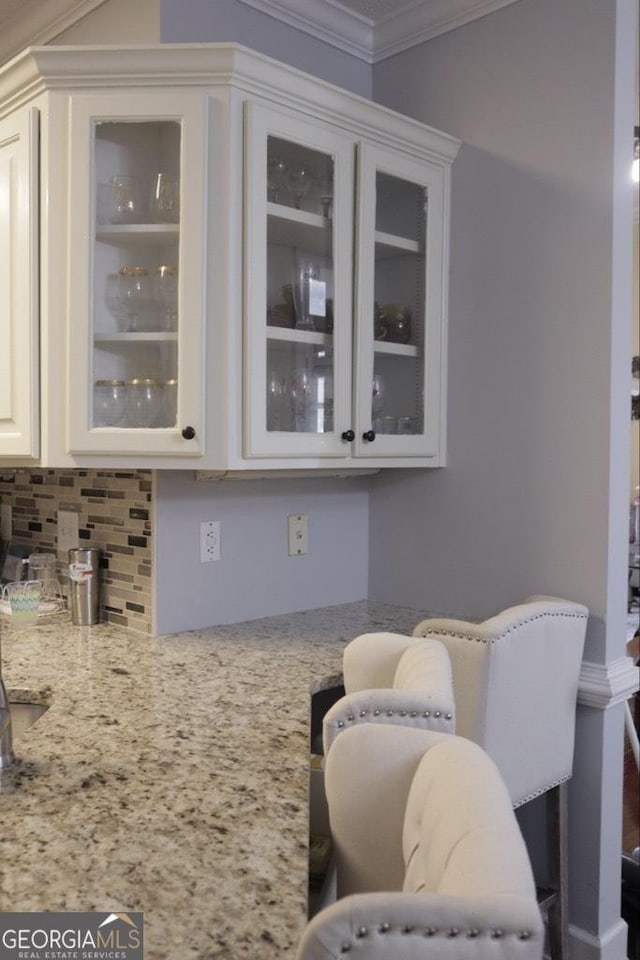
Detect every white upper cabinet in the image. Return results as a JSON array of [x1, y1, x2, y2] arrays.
[[66, 92, 207, 457], [0, 108, 39, 459], [0, 44, 459, 472]]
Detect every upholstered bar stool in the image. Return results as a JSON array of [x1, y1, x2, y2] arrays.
[[413, 596, 588, 960], [296, 724, 544, 960], [334, 597, 588, 960], [322, 638, 456, 755]]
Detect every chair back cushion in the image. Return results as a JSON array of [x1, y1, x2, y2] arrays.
[[413, 599, 588, 805], [403, 737, 537, 901]]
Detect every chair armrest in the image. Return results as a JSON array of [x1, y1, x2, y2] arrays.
[[323, 689, 455, 755], [295, 891, 544, 960], [343, 632, 422, 693]]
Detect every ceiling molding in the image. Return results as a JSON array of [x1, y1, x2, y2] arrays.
[[236, 0, 375, 62], [236, 0, 522, 63], [0, 0, 109, 66], [372, 0, 523, 60]]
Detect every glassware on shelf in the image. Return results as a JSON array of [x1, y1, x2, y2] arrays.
[[293, 257, 326, 332], [292, 364, 317, 432], [378, 304, 412, 344], [127, 378, 163, 428], [267, 155, 288, 204], [108, 174, 141, 224], [109, 266, 158, 333], [372, 372, 386, 418], [288, 163, 313, 210], [163, 378, 178, 427], [267, 375, 292, 431], [154, 265, 179, 331], [317, 164, 334, 218], [94, 379, 127, 426], [150, 172, 180, 223]]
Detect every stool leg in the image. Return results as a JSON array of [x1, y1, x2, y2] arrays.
[[547, 781, 569, 960]]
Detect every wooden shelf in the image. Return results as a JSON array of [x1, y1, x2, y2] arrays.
[[94, 331, 178, 343], [96, 223, 179, 244], [375, 230, 421, 259], [267, 203, 332, 257], [373, 340, 419, 358]]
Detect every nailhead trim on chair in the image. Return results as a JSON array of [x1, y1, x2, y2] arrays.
[[332, 708, 453, 729], [338, 924, 534, 949], [419, 610, 587, 644]]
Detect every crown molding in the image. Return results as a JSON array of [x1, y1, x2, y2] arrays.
[[236, 0, 374, 62], [236, 0, 522, 63], [372, 0, 522, 60], [0, 0, 109, 66]]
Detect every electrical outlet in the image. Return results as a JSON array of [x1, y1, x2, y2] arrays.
[[200, 520, 221, 562], [58, 509, 79, 556], [288, 514, 308, 556], [0, 503, 12, 540]]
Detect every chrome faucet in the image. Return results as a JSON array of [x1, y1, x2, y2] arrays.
[[0, 635, 15, 767]]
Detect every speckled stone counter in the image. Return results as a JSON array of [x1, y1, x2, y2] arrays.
[[0, 601, 424, 960]]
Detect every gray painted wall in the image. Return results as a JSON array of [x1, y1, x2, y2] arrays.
[[159, 0, 371, 97], [154, 472, 370, 632], [370, 1, 636, 956], [150, 0, 373, 633]]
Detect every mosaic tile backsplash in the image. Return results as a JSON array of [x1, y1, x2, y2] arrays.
[[0, 469, 152, 634]]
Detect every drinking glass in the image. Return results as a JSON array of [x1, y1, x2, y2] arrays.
[[154, 265, 179, 331], [128, 378, 163, 428], [267, 156, 288, 203], [150, 173, 180, 223], [113, 266, 157, 332], [289, 163, 313, 210], [372, 373, 386, 417], [109, 174, 140, 224], [94, 379, 127, 426], [5, 580, 42, 626], [317, 164, 334, 218], [293, 258, 326, 332]]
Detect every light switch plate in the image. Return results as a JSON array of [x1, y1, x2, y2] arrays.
[[288, 514, 308, 556]]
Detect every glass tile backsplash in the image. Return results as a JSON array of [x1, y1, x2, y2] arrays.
[[0, 469, 152, 634]]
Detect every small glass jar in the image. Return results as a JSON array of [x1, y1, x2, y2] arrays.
[[94, 379, 127, 427], [128, 378, 162, 428]]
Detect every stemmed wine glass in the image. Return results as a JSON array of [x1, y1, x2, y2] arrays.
[[317, 163, 334, 218], [289, 164, 313, 210], [267, 156, 288, 203], [372, 372, 386, 418]]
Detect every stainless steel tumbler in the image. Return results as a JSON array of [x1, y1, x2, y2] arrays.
[[68, 548, 101, 625]]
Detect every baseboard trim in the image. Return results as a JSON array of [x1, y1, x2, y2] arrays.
[[568, 917, 628, 960]]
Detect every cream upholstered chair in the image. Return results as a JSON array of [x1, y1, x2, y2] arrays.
[[296, 724, 544, 960], [322, 638, 455, 755], [335, 596, 587, 960]]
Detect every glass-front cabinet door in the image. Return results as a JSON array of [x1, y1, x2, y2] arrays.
[[244, 103, 354, 459], [66, 94, 207, 457], [354, 142, 445, 459]]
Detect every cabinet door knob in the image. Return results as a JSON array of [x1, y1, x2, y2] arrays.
[[341, 429, 355, 442], [181, 425, 196, 440], [362, 430, 376, 442]]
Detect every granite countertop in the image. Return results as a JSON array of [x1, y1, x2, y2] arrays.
[[0, 600, 424, 960]]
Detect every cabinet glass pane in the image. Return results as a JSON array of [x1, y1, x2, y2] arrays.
[[91, 121, 181, 429], [265, 135, 335, 435], [372, 171, 426, 435]]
